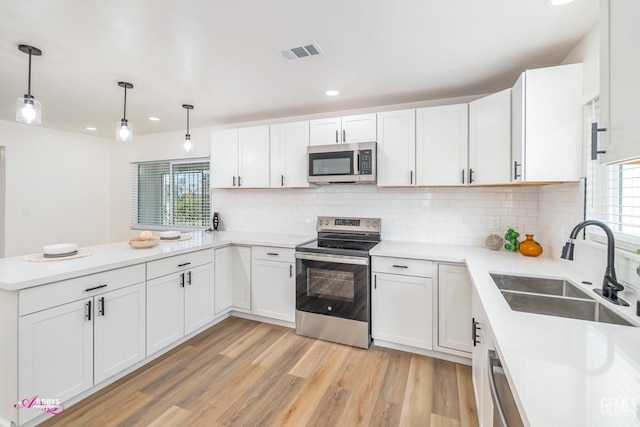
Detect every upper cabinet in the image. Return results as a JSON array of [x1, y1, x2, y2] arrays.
[[511, 63, 583, 183], [377, 109, 416, 187], [309, 113, 376, 145], [416, 104, 469, 186], [211, 126, 270, 188], [599, 0, 640, 164], [270, 121, 311, 188], [468, 89, 512, 186]]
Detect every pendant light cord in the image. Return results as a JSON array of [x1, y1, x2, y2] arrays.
[[123, 86, 127, 120], [186, 108, 190, 134], [27, 51, 32, 97]]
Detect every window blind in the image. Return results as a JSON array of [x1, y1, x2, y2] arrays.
[[130, 159, 210, 230]]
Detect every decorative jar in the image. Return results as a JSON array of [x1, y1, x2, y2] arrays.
[[519, 234, 543, 257]]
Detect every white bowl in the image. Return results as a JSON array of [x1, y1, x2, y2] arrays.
[[43, 243, 78, 255], [159, 231, 181, 239]]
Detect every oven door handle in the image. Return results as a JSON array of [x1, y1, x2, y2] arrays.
[[295, 251, 369, 266]]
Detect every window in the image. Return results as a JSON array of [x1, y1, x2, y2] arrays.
[[131, 159, 210, 230], [586, 98, 640, 247]]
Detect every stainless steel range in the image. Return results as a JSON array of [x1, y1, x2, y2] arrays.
[[295, 216, 381, 349]]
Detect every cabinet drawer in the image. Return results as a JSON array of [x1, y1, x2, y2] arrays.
[[252, 246, 294, 262], [372, 257, 432, 277], [147, 249, 214, 280], [19, 264, 145, 316]]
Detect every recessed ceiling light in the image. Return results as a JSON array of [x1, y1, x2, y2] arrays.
[[85, 126, 97, 131], [326, 90, 339, 97], [148, 116, 160, 121], [546, 0, 575, 7]]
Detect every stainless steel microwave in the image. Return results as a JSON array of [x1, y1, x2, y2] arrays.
[[307, 142, 377, 184]]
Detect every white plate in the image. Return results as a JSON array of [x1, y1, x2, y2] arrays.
[[159, 231, 180, 239], [43, 243, 78, 255]]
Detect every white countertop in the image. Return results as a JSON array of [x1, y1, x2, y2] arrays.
[[373, 240, 640, 427], [0, 231, 314, 291]]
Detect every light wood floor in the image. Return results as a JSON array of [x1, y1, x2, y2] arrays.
[[41, 317, 478, 427]]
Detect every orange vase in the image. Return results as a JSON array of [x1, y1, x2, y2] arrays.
[[519, 234, 543, 257]]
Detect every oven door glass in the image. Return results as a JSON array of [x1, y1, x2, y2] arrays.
[[296, 255, 369, 322], [309, 151, 354, 177]]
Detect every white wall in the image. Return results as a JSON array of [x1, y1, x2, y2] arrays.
[[0, 120, 111, 256]]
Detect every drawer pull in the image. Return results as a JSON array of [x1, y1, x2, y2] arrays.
[[85, 284, 107, 292], [178, 262, 191, 267], [267, 252, 279, 256], [392, 265, 408, 269]]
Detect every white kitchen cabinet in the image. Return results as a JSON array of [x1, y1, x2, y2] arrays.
[[372, 257, 433, 350], [270, 121, 311, 188], [309, 113, 376, 145], [376, 109, 416, 187], [146, 249, 214, 355], [251, 246, 295, 322], [599, 0, 640, 164], [436, 264, 472, 356], [511, 63, 583, 182], [214, 246, 232, 314], [231, 246, 252, 310], [468, 89, 512, 186], [472, 285, 495, 427], [210, 125, 270, 188], [416, 104, 469, 186]]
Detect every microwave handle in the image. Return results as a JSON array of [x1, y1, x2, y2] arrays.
[[356, 153, 360, 173]]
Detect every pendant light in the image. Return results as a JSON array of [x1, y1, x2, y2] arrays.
[[16, 45, 43, 125], [182, 104, 194, 152], [116, 82, 134, 142]]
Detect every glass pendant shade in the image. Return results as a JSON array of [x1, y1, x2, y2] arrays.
[[116, 119, 133, 142], [16, 95, 41, 124], [183, 134, 193, 152]]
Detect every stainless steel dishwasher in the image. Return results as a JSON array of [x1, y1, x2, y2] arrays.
[[488, 350, 525, 427]]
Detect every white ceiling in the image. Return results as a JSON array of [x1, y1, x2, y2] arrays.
[[0, 0, 598, 139]]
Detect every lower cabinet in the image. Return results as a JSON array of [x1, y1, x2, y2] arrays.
[[372, 257, 433, 350], [214, 245, 251, 314], [146, 250, 214, 355], [436, 263, 472, 356], [251, 246, 295, 322], [472, 286, 495, 427]]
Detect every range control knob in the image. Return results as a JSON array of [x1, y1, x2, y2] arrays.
[[366, 221, 371, 227], [327, 306, 332, 312]]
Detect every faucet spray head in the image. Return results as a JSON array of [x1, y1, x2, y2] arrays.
[[560, 240, 575, 260]]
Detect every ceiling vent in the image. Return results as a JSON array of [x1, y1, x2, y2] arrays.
[[279, 42, 324, 61]]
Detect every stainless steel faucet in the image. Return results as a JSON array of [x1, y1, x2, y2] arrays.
[[560, 220, 629, 307]]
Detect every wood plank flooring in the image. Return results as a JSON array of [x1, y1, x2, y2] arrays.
[[41, 317, 478, 427]]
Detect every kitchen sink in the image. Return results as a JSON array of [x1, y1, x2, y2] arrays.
[[490, 274, 634, 327]]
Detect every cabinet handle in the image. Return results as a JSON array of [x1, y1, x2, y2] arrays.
[[85, 284, 107, 292], [266, 252, 279, 256], [472, 318, 481, 346], [178, 262, 191, 267], [513, 161, 521, 180], [290, 264, 293, 278], [392, 264, 408, 269], [238, 176, 242, 187], [180, 272, 185, 288], [187, 271, 192, 285], [342, 129, 346, 143], [281, 175, 284, 187], [469, 168, 475, 184], [86, 300, 92, 321], [335, 130, 339, 143], [233, 176, 236, 187], [374, 274, 377, 289], [99, 297, 105, 316], [591, 122, 607, 160], [461, 169, 465, 184], [410, 170, 413, 185]]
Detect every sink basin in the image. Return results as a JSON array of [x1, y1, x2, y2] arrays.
[[491, 273, 634, 327]]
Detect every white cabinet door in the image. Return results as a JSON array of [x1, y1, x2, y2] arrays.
[[231, 246, 252, 310], [342, 113, 377, 143], [252, 259, 295, 322], [146, 273, 185, 355], [600, 0, 640, 163], [472, 286, 495, 427], [416, 104, 469, 186], [94, 284, 146, 384], [372, 272, 432, 350], [18, 299, 93, 424], [310, 117, 342, 145], [437, 264, 472, 355], [238, 125, 270, 188], [376, 109, 416, 187], [512, 64, 583, 182], [184, 263, 214, 335], [469, 89, 512, 186], [270, 121, 310, 188], [211, 128, 239, 188], [214, 246, 232, 315]]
